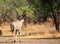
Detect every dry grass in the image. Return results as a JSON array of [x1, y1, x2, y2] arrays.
[[0, 22, 60, 38]]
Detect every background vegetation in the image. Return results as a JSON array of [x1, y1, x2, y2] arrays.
[[0, 0, 60, 32]]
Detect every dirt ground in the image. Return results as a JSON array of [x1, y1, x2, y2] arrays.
[[0, 37, 60, 44]]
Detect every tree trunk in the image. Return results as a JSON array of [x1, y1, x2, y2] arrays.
[[52, 11, 60, 32]]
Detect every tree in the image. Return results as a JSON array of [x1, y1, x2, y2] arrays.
[[27, 0, 60, 32]]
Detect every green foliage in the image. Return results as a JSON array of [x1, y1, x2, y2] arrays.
[[0, 0, 60, 23]]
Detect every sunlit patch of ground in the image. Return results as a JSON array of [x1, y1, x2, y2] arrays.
[[0, 22, 60, 38]]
